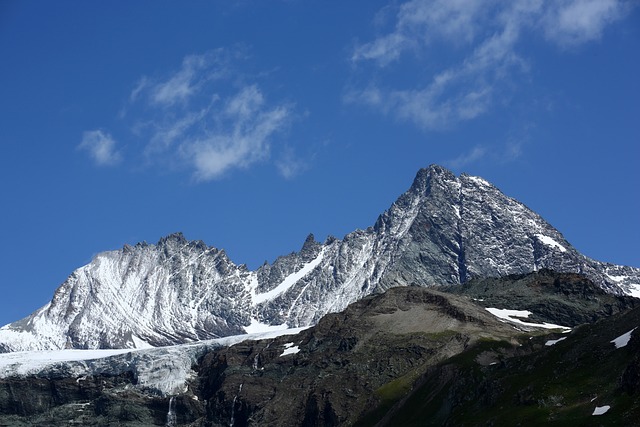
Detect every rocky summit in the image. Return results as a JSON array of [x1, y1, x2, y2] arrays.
[[1, 165, 639, 352]]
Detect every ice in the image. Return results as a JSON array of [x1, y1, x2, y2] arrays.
[[610, 328, 636, 349], [0, 326, 310, 395], [592, 405, 610, 415], [545, 337, 567, 346], [485, 308, 571, 330], [534, 234, 567, 252], [253, 249, 325, 305]]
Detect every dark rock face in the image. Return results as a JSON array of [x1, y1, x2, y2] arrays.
[[0, 373, 202, 426], [375, 303, 640, 426]]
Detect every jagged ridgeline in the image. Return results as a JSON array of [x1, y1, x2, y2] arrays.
[[1, 165, 639, 352]]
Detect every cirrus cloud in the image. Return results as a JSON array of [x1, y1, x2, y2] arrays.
[[348, 0, 633, 131], [78, 130, 122, 166], [93, 49, 293, 180]]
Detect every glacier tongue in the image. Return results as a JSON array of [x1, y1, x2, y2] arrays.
[[1, 165, 639, 353], [0, 327, 309, 395]]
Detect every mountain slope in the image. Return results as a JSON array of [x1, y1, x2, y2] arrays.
[[1, 165, 639, 352], [373, 297, 640, 427], [0, 271, 637, 426]]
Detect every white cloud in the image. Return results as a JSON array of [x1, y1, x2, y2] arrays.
[[276, 147, 307, 179], [145, 109, 207, 156], [349, 0, 632, 129], [352, 0, 487, 66], [132, 50, 231, 108], [541, 0, 627, 47], [182, 86, 291, 181], [123, 50, 292, 180], [78, 130, 122, 166]]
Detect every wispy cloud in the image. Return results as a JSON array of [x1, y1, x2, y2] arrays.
[[131, 50, 231, 108], [275, 146, 307, 179], [181, 85, 292, 181], [351, 0, 486, 66], [444, 145, 487, 170], [348, 0, 632, 130], [444, 137, 528, 170], [120, 49, 292, 180], [541, 0, 629, 47], [78, 130, 122, 166]]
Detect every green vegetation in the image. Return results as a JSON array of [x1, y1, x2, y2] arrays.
[[359, 305, 640, 426]]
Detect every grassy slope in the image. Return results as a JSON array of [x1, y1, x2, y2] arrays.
[[365, 305, 640, 426]]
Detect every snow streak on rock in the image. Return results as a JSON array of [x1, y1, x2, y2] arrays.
[[611, 328, 637, 349], [485, 308, 571, 330]]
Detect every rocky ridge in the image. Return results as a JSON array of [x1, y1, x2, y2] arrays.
[[1, 165, 639, 352]]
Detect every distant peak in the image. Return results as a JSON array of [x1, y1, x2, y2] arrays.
[[303, 233, 316, 246], [300, 233, 322, 259], [426, 164, 453, 175]]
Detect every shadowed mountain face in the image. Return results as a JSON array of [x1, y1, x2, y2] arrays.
[[0, 271, 637, 426], [1, 165, 639, 352]]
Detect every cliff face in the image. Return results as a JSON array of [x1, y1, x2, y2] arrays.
[[1, 165, 639, 353], [0, 271, 637, 426]]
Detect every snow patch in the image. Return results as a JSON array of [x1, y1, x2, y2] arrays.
[[485, 308, 571, 330], [545, 337, 567, 346], [611, 328, 636, 349], [280, 342, 300, 357], [253, 249, 325, 305], [625, 284, 640, 298], [534, 234, 567, 252], [132, 335, 154, 349], [592, 405, 610, 415], [244, 319, 289, 334], [606, 274, 628, 283], [467, 176, 491, 187]]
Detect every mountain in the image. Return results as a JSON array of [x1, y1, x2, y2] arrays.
[[1, 165, 639, 352], [0, 271, 638, 426]]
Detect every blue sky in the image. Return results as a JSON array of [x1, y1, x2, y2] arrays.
[[1, 0, 638, 327]]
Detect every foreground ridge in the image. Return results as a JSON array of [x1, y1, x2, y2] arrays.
[[1, 165, 639, 352], [0, 272, 638, 425]]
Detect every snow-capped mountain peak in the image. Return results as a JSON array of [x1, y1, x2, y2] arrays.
[[1, 165, 638, 352]]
